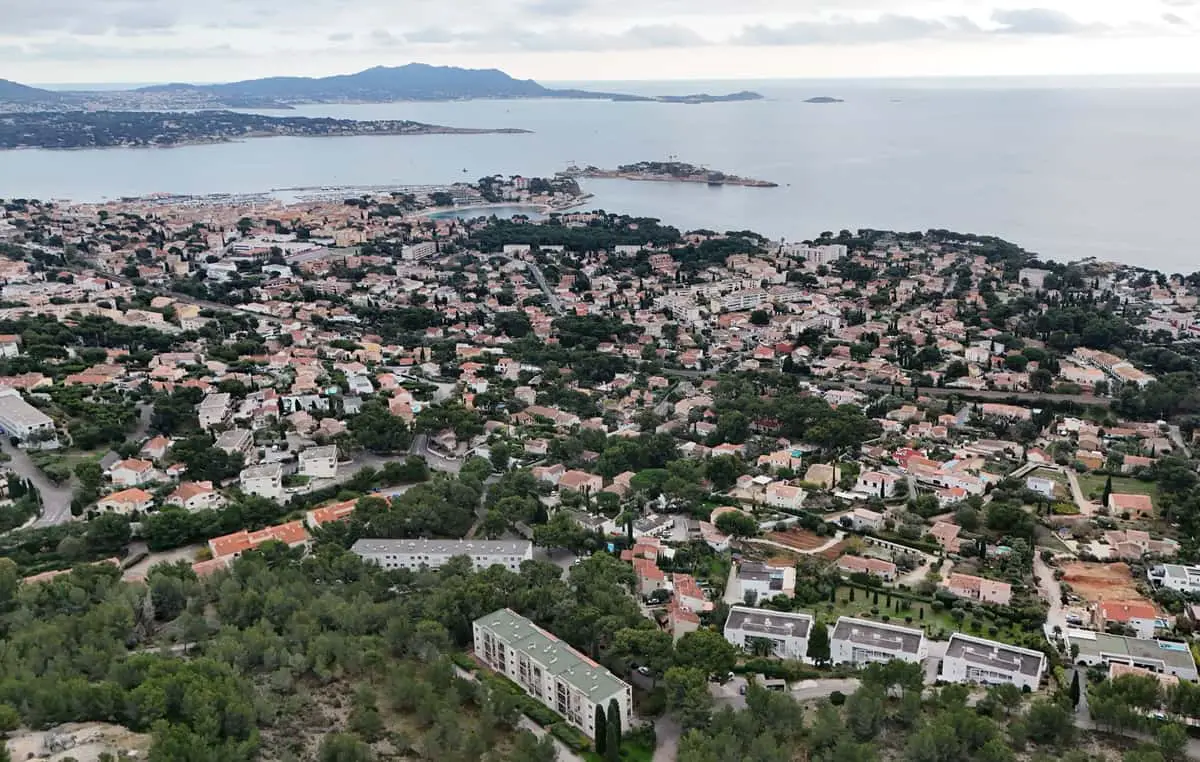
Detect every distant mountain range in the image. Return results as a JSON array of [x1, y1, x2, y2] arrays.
[[0, 64, 764, 110]]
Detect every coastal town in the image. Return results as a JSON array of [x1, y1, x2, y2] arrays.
[[3, 179, 1200, 762]]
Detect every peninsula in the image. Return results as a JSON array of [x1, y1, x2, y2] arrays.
[[560, 161, 778, 188], [0, 64, 764, 112], [0, 110, 530, 150]]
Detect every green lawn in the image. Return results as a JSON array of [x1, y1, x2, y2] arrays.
[[1076, 474, 1159, 503], [815, 587, 1035, 648], [815, 587, 956, 640]]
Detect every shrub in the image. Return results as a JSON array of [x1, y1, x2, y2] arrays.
[[450, 653, 477, 672], [830, 691, 846, 706], [550, 723, 592, 751]]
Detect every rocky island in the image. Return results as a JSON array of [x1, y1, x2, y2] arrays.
[[560, 161, 778, 188], [804, 96, 844, 104], [0, 110, 530, 150]]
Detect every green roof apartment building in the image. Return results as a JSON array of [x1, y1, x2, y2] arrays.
[[473, 609, 633, 741]]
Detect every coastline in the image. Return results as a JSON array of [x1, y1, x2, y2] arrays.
[[0, 126, 533, 153], [414, 194, 594, 219]]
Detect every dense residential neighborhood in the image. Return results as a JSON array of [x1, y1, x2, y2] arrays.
[[4, 189, 1200, 761]]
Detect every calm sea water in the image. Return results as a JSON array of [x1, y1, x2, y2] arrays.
[[3, 76, 1200, 270]]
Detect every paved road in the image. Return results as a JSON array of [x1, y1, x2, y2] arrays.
[[652, 715, 681, 762], [1065, 470, 1098, 516], [526, 261, 565, 315], [1, 441, 75, 527], [1034, 552, 1067, 635]]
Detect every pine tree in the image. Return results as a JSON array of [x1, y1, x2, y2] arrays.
[[594, 704, 607, 755], [605, 699, 621, 762]]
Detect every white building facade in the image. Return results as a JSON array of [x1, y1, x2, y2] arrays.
[[723, 606, 813, 661], [831, 617, 928, 666], [939, 633, 1045, 692], [474, 608, 633, 741], [352, 538, 533, 572]]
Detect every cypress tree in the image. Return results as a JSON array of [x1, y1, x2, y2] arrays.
[[594, 704, 607, 755], [605, 699, 621, 762], [1101, 475, 1113, 508], [1069, 670, 1081, 708]]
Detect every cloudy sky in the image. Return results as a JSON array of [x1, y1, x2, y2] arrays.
[[3, 0, 1199, 84]]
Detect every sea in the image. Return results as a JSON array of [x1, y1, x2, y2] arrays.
[[4, 75, 1200, 271]]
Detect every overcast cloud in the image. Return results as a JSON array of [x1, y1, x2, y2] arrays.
[[0, 0, 1196, 83]]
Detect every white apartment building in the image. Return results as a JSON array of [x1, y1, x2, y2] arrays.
[[831, 617, 928, 666], [401, 241, 438, 261], [299, 445, 339, 479], [723, 606, 813, 661], [0, 386, 57, 447], [352, 538, 533, 572], [239, 462, 283, 501], [716, 290, 768, 312], [474, 609, 633, 741], [1149, 564, 1200, 595], [197, 392, 232, 430], [939, 633, 1045, 692], [781, 242, 848, 265]]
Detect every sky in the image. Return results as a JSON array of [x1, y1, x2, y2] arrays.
[[2, 0, 1199, 84]]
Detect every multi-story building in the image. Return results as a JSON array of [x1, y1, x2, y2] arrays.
[[352, 538, 533, 572], [0, 386, 57, 447], [939, 633, 1045, 692], [299, 445, 339, 479], [197, 392, 232, 430], [723, 606, 813, 661], [831, 617, 928, 666], [1149, 564, 1200, 594], [1065, 629, 1199, 681], [239, 462, 283, 501], [736, 562, 796, 602], [473, 609, 633, 741]]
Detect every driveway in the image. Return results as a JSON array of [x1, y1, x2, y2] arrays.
[[1065, 470, 1098, 516], [1034, 552, 1067, 635], [1, 441, 75, 527], [652, 715, 681, 762]]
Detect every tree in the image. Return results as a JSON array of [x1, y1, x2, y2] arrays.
[[663, 667, 712, 729], [1101, 475, 1113, 508], [807, 620, 831, 666], [675, 629, 737, 676], [489, 442, 512, 472], [605, 698, 621, 762], [594, 704, 607, 755], [714, 510, 758, 538], [1025, 699, 1074, 747], [1156, 723, 1187, 762], [612, 628, 675, 676], [318, 733, 374, 762], [1068, 670, 1080, 708], [85, 512, 132, 554], [749, 310, 770, 326]]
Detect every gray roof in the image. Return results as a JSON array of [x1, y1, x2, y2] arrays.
[[241, 462, 282, 479], [946, 633, 1044, 677], [1066, 629, 1198, 673], [353, 538, 532, 557], [634, 514, 673, 532], [302, 444, 339, 460], [725, 606, 812, 639], [832, 616, 924, 655], [738, 563, 785, 589], [475, 608, 629, 702]]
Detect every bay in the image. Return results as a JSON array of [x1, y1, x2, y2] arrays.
[[2, 76, 1199, 270]]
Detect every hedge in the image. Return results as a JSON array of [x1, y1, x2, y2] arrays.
[[450, 652, 477, 672], [550, 722, 592, 751]]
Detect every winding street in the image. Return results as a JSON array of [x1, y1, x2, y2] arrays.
[[1, 441, 75, 527]]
